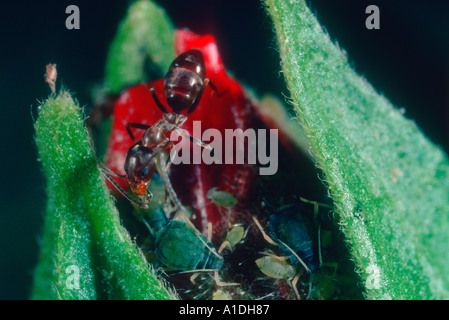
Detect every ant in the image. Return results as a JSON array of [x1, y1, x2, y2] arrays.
[[101, 49, 224, 210]]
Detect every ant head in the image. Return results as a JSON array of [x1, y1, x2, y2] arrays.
[[124, 142, 157, 197]]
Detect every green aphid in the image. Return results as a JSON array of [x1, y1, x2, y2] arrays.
[[154, 215, 223, 271], [255, 254, 297, 279], [207, 187, 238, 208]]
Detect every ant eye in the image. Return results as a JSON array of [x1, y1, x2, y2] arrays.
[[140, 167, 148, 177]]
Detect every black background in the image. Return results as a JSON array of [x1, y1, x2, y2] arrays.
[[0, 0, 448, 299]]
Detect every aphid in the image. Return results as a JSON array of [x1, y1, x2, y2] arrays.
[[255, 254, 296, 280], [252, 198, 333, 299], [144, 209, 237, 287], [218, 224, 246, 253], [212, 289, 232, 300], [101, 49, 221, 209], [252, 246, 302, 299], [207, 187, 238, 208]]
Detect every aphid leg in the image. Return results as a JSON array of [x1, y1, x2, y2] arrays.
[[260, 251, 290, 261], [218, 242, 231, 254], [299, 197, 333, 210], [291, 273, 301, 300], [278, 239, 311, 274], [190, 272, 200, 285], [174, 213, 224, 262], [148, 85, 169, 114], [99, 164, 152, 208], [218, 224, 247, 253], [174, 269, 239, 287], [299, 197, 333, 268], [251, 216, 278, 246], [214, 270, 239, 287], [125, 123, 151, 142], [306, 277, 314, 300], [207, 222, 213, 242]]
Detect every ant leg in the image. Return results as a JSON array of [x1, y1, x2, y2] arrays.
[[156, 151, 187, 214], [174, 127, 213, 151], [126, 123, 151, 142], [186, 78, 229, 116], [185, 80, 209, 116], [148, 85, 169, 114], [99, 163, 126, 179], [207, 79, 229, 97]]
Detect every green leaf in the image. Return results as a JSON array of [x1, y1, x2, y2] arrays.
[[265, 0, 449, 299], [32, 91, 177, 300], [104, 0, 175, 93]]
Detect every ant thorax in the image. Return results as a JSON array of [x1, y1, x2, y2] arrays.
[[140, 114, 187, 150], [163, 113, 187, 127], [140, 125, 167, 149]]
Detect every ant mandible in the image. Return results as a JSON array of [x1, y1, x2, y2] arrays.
[[101, 49, 223, 210]]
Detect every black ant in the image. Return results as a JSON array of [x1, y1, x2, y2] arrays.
[[101, 49, 223, 209]]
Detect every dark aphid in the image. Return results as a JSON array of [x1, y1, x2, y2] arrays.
[[268, 203, 320, 273], [101, 49, 222, 209], [252, 198, 332, 299]]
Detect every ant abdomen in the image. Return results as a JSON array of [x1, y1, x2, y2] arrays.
[[164, 49, 206, 114]]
